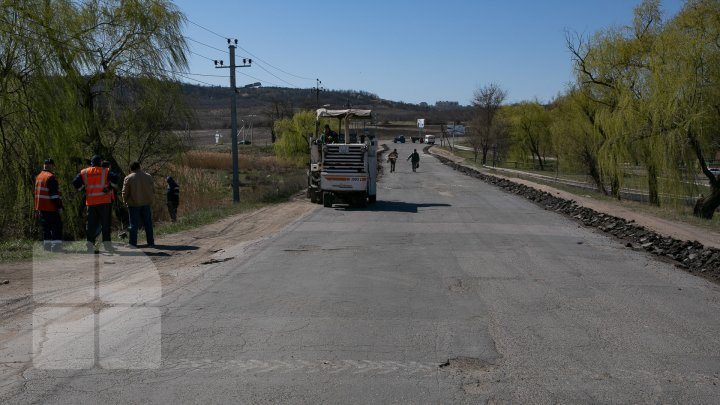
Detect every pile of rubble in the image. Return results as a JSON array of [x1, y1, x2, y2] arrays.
[[434, 154, 720, 284]]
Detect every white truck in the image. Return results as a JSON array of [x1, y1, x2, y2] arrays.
[[307, 108, 377, 208]]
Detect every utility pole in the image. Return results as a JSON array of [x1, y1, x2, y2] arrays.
[[215, 39, 251, 203], [315, 79, 323, 137], [315, 79, 323, 109]]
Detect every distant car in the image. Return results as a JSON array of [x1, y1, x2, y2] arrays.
[[393, 135, 405, 143], [709, 167, 720, 177], [410, 136, 421, 143], [424, 134, 435, 145]]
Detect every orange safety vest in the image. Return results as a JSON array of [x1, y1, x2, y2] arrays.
[[81, 166, 112, 206], [34, 171, 61, 211]]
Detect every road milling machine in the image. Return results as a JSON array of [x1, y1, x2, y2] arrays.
[[307, 108, 377, 208]]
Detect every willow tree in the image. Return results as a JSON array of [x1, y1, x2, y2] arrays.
[[565, 0, 663, 199], [0, 0, 190, 239], [48, 0, 189, 165], [502, 102, 553, 171], [550, 89, 610, 194], [651, 0, 720, 218], [273, 110, 315, 165], [0, 1, 45, 237]]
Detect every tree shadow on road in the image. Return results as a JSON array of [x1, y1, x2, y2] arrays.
[[364, 201, 452, 213]]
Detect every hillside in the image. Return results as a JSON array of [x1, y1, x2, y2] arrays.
[[180, 84, 474, 130]]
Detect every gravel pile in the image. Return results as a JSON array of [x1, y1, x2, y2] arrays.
[[433, 154, 720, 284]]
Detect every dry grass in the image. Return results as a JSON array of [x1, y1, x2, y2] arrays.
[[156, 148, 306, 224], [182, 150, 299, 172]]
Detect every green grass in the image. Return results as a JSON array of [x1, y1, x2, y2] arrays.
[[0, 240, 34, 262]]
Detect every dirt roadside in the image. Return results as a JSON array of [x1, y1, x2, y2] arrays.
[[0, 197, 319, 311]]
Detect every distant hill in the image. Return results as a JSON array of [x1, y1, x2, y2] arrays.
[[180, 84, 474, 130]]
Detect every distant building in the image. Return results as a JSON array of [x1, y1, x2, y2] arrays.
[[435, 101, 460, 109]]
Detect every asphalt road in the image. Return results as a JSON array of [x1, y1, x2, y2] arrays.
[[4, 142, 720, 404]]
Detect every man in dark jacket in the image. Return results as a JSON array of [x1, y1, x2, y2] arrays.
[[407, 149, 420, 172], [166, 176, 180, 222], [34, 158, 63, 252]]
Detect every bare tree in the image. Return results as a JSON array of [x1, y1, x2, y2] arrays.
[[471, 83, 507, 164], [264, 96, 294, 143]]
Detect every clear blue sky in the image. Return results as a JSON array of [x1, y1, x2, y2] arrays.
[[172, 0, 685, 106]]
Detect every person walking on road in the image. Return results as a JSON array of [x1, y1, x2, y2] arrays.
[[166, 176, 180, 222], [73, 155, 119, 253], [34, 158, 64, 252], [122, 161, 155, 247], [407, 149, 420, 172], [387, 149, 398, 173]]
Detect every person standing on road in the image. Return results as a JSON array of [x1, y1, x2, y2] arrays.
[[73, 155, 119, 253], [166, 176, 180, 222], [94, 160, 120, 239], [387, 149, 399, 173], [407, 149, 420, 172], [122, 161, 155, 248], [34, 158, 64, 252]]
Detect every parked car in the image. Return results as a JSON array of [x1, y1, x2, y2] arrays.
[[410, 136, 421, 143], [393, 135, 405, 143], [424, 134, 436, 145]]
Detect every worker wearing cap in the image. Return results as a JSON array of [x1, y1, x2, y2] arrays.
[[72, 155, 119, 253], [34, 158, 63, 252]]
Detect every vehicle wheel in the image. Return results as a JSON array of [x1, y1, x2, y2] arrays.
[[310, 189, 318, 203], [323, 192, 333, 207]]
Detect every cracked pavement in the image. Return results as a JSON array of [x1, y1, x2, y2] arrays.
[[1, 144, 720, 403]]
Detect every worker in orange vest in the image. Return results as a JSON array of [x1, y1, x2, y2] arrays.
[[72, 155, 119, 253], [34, 158, 63, 252]]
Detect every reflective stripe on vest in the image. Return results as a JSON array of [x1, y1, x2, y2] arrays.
[[34, 171, 60, 211], [81, 167, 112, 205]]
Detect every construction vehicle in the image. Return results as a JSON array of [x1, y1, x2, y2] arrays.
[[307, 108, 377, 208]]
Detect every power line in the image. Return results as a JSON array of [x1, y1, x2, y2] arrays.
[[184, 36, 229, 54], [184, 17, 313, 84], [187, 19, 228, 41], [164, 69, 227, 78], [184, 17, 313, 86], [174, 72, 216, 87], [252, 59, 299, 88], [235, 43, 314, 81], [188, 50, 217, 62], [235, 70, 282, 87]]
